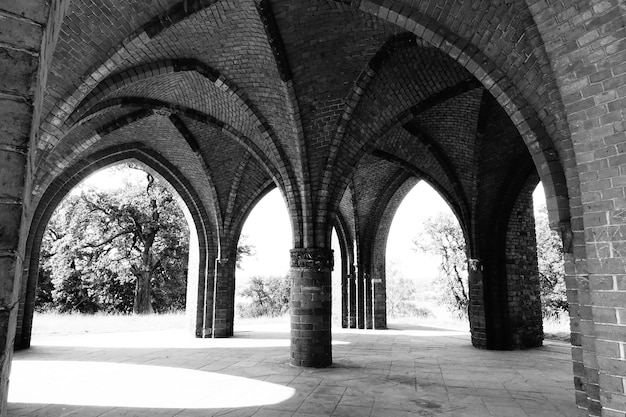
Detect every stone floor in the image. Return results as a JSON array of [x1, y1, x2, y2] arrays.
[[8, 322, 579, 417]]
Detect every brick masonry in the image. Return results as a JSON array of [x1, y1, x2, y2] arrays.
[[0, 1, 624, 416]]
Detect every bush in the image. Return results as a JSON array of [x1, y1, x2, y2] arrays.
[[534, 198, 567, 318], [237, 275, 290, 318]]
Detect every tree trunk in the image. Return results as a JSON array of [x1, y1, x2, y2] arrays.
[[134, 268, 153, 314], [133, 228, 156, 314]]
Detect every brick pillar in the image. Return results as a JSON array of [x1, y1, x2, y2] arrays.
[[505, 185, 543, 348], [372, 261, 386, 330], [201, 259, 215, 338], [348, 264, 357, 328], [356, 265, 365, 329], [0, 1, 64, 414], [469, 184, 543, 350], [213, 258, 235, 338], [341, 260, 348, 328], [468, 259, 487, 348], [364, 270, 373, 329], [290, 248, 333, 367]]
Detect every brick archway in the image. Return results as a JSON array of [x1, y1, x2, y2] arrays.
[[17, 144, 216, 349], [323, 2, 571, 239]]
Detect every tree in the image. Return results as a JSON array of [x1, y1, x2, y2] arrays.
[[385, 259, 432, 318], [237, 275, 290, 318], [235, 235, 255, 269], [413, 212, 469, 317], [534, 198, 567, 317], [39, 165, 189, 314], [412, 199, 567, 320]]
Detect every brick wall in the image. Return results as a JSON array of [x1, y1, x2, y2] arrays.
[[527, 1, 626, 415], [2, 1, 624, 415], [505, 178, 543, 348]]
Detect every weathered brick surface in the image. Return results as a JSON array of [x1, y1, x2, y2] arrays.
[[0, 0, 64, 414], [526, 1, 626, 414], [505, 179, 543, 348], [290, 248, 333, 367], [1, 1, 625, 415]]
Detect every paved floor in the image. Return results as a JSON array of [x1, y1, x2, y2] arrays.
[[8, 322, 579, 416]]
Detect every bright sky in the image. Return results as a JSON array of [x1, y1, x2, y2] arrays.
[[82, 166, 548, 286], [237, 181, 452, 284], [238, 181, 547, 285], [237, 190, 291, 281], [76, 165, 148, 193]]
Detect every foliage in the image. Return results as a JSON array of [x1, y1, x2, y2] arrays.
[[410, 197, 567, 320], [413, 212, 469, 318], [385, 260, 432, 318], [534, 199, 567, 317], [32, 311, 186, 336], [235, 235, 255, 269], [38, 165, 189, 314], [237, 275, 290, 318]]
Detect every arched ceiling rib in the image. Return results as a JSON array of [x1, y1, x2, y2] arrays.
[[34, 0, 572, 248]]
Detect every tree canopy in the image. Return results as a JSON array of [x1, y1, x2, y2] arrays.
[[413, 212, 469, 317], [37, 165, 190, 314], [411, 190, 567, 319]]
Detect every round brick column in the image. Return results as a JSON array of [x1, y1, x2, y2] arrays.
[[213, 258, 236, 338], [290, 248, 333, 367]]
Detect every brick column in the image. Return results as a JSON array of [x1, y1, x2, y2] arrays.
[[213, 258, 235, 338], [372, 262, 386, 330], [505, 185, 543, 348], [364, 269, 373, 329], [341, 260, 348, 328], [348, 264, 357, 328], [290, 248, 333, 367], [468, 183, 543, 350], [0, 1, 65, 414], [356, 265, 366, 329], [201, 259, 215, 338], [468, 259, 487, 348]]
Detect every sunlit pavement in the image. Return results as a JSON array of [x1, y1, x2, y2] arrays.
[[8, 322, 578, 417]]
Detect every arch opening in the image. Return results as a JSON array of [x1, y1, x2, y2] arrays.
[[385, 181, 469, 329], [532, 182, 568, 341], [31, 162, 195, 337], [234, 188, 292, 331], [17, 145, 215, 349]]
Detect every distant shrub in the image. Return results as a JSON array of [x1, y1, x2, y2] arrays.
[[237, 275, 290, 318]]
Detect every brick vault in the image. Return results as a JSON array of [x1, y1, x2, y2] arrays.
[[0, 1, 625, 415]]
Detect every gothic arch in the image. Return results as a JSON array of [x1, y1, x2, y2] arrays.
[[17, 143, 216, 348]]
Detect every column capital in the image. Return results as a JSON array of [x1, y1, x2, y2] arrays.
[[468, 258, 482, 272], [216, 257, 232, 266], [290, 248, 333, 271]]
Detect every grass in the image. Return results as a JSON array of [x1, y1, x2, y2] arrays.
[[32, 309, 572, 344], [387, 302, 572, 344], [32, 311, 187, 336], [543, 314, 571, 343]]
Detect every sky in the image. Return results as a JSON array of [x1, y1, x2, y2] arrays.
[[80, 165, 547, 287], [237, 182, 453, 284], [237, 181, 547, 284]]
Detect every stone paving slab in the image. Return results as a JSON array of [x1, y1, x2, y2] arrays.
[[8, 322, 579, 416]]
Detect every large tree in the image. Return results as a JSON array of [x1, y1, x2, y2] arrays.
[[413, 212, 469, 317], [40, 165, 189, 314], [412, 196, 567, 319]]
